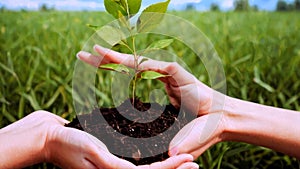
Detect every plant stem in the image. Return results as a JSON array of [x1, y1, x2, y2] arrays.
[[132, 37, 138, 69], [131, 36, 139, 106], [122, 11, 139, 106], [125, 0, 130, 19], [132, 74, 137, 105]]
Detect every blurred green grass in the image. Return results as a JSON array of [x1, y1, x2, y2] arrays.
[[1, 11, 299, 168]]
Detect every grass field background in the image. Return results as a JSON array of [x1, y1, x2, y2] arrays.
[[1, 10, 300, 168]]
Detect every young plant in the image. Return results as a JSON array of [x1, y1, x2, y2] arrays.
[[96, 0, 174, 104]]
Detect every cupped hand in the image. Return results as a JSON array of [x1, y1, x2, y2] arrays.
[[168, 113, 225, 159], [77, 45, 215, 116], [76, 45, 228, 160], [41, 111, 198, 169], [0, 111, 198, 168]]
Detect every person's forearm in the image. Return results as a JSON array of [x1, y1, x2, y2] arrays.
[[0, 115, 46, 168], [223, 96, 300, 159]]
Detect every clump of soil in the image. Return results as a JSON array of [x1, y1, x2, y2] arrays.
[[65, 99, 193, 165]]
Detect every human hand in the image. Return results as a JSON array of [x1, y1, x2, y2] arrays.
[[76, 45, 228, 160], [43, 111, 198, 169], [0, 111, 198, 169], [77, 45, 219, 116], [168, 113, 225, 159], [77, 45, 300, 161]]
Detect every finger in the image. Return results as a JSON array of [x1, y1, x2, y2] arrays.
[[138, 154, 193, 169], [76, 51, 107, 67], [169, 119, 199, 157], [169, 114, 223, 158], [58, 159, 98, 169], [82, 158, 98, 169], [77, 45, 139, 68], [177, 162, 199, 169], [94, 44, 135, 67], [52, 114, 70, 124], [90, 147, 136, 169], [85, 132, 109, 152], [94, 45, 176, 73], [94, 44, 168, 72], [188, 144, 214, 159], [140, 60, 197, 87], [31, 110, 69, 125], [77, 129, 136, 169], [94, 45, 197, 86]]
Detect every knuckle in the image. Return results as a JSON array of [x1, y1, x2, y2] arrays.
[[168, 62, 180, 69], [30, 110, 53, 120], [165, 62, 180, 75]]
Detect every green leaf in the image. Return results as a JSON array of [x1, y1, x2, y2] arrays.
[[104, 0, 141, 18], [96, 25, 126, 46], [141, 71, 170, 80], [104, 0, 127, 19], [2, 105, 17, 123], [138, 58, 149, 66], [253, 78, 275, 93], [118, 11, 130, 28], [147, 39, 174, 50], [253, 66, 275, 92], [120, 0, 142, 16], [137, 0, 171, 33], [100, 63, 130, 74]]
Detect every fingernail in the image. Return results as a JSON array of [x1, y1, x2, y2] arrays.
[[94, 44, 103, 51], [188, 154, 194, 161], [93, 44, 100, 50], [169, 147, 179, 156], [192, 165, 199, 169], [76, 51, 89, 60], [76, 52, 81, 59], [94, 44, 109, 53]]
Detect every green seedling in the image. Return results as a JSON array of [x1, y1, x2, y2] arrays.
[[96, 0, 174, 103]]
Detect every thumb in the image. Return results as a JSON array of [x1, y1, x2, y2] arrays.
[[169, 113, 223, 158], [85, 132, 109, 152]]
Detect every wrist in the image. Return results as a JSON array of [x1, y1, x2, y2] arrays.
[[40, 112, 70, 165], [0, 111, 48, 168], [221, 96, 267, 143], [221, 96, 300, 159], [209, 94, 235, 143], [194, 81, 227, 116], [221, 96, 247, 142]]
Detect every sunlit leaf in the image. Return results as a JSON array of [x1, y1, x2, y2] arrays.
[[140, 71, 170, 80], [147, 39, 174, 50], [253, 78, 275, 92], [104, 0, 141, 18], [120, 0, 142, 16], [96, 25, 126, 46], [118, 11, 130, 28], [100, 63, 130, 74], [104, 0, 127, 19], [137, 0, 171, 33]]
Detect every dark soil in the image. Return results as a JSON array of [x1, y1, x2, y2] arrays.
[[65, 99, 194, 165]]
